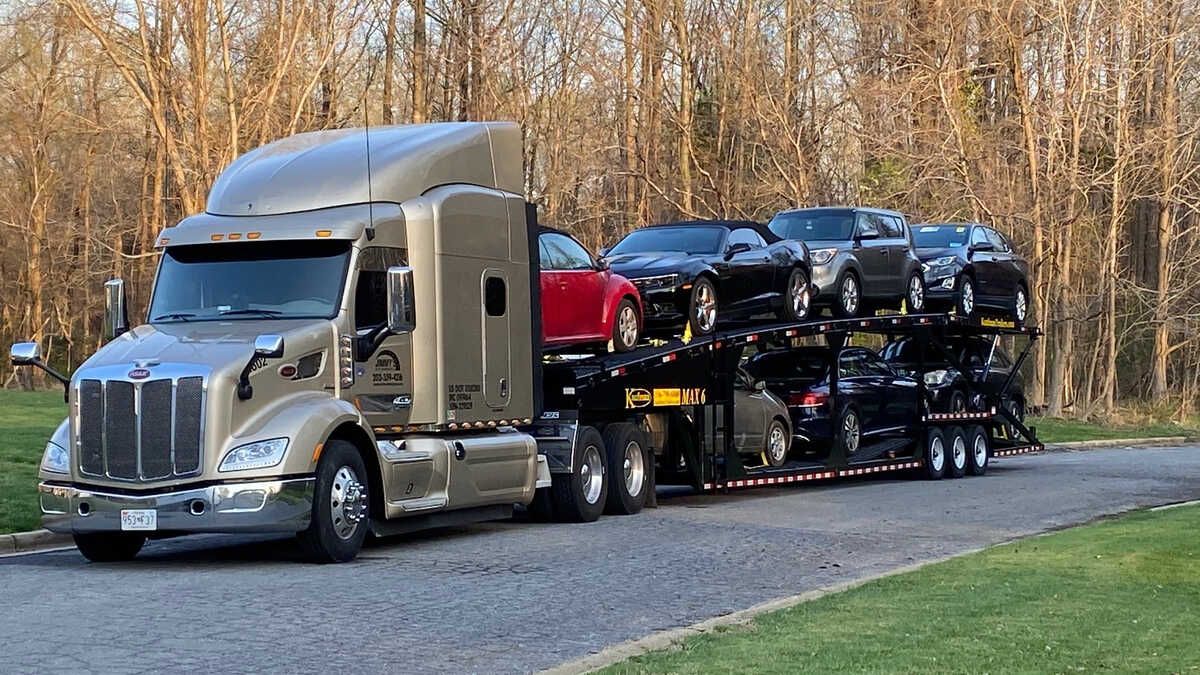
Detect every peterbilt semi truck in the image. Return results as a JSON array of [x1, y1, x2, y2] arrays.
[[12, 122, 1042, 563]]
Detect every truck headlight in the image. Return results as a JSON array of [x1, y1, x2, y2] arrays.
[[219, 438, 289, 472], [811, 248, 837, 266], [924, 369, 953, 387], [41, 441, 69, 474]]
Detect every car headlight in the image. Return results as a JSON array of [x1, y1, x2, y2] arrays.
[[811, 248, 838, 266], [927, 256, 957, 268], [924, 369, 953, 387], [41, 441, 69, 474], [632, 273, 679, 291], [219, 438, 289, 472]]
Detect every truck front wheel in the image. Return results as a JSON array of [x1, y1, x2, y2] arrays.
[[551, 426, 608, 522], [73, 532, 146, 563], [297, 440, 370, 563]]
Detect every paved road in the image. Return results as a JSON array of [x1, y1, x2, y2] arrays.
[[3, 446, 1199, 674]]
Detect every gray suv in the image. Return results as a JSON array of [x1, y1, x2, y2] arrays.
[[768, 207, 925, 317]]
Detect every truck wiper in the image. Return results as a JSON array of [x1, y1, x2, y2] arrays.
[[219, 308, 284, 317], [152, 312, 196, 322]]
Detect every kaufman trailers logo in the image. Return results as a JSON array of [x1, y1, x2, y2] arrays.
[[625, 387, 706, 409]]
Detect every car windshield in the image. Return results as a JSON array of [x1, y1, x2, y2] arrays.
[[913, 225, 969, 248], [608, 226, 726, 256], [149, 240, 351, 322], [768, 210, 855, 241]]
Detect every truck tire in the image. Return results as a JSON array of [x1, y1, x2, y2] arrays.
[[297, 440, 370, 563], [601, 423, 650, 515], [551, 425, 608, 522], [966, 425, 989, 476], [73, 532, 146, 563], [921, 428, 946, 480], [946, 426, 967, 478]]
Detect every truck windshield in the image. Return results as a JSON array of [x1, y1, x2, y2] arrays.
[[149, 240, 351, 323], [768, 210, 854, 242]]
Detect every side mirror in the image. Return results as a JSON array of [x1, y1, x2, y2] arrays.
[[104, 278, 129, 340], [856, 229, 879, 241], [10, 342, 40, 365], [595, 258, 610, 271], [725, 242, 752, 259], [238, 334, 285, 400], [754, 380, 766, 392], [253, 334, 285, 358], [386, 266, 417, 334]]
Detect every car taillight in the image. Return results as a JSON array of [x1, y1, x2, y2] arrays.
[[788, 391, 827, 408]]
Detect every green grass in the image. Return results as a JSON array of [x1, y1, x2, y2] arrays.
[[605, 504, 1200, 674], [0, 390, 65, 533], [1031, 415, 1200, 443]]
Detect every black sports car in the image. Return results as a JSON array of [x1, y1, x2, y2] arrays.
[[913, 223, 1031, 325], [600, 220, 812, 335]]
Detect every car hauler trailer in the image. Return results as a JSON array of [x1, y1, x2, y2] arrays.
[[10, 122, 1040, 563]]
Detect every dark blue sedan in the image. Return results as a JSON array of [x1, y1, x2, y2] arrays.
[[913, 223, 1030, 325]]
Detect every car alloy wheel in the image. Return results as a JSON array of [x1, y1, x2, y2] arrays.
[[842, 409, 860, 454], [791, 272, 810, 319], [908, 273, 925, 312], [617, 304, 638, 349], [764, 420, 789, 467], [1015, 286, 1028, 323], [693, 280, 717, 333], [959, 276, 975, 316], [841, 275, 860, 316]]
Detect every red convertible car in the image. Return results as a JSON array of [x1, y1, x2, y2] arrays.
[[539, 228, 643, 352]]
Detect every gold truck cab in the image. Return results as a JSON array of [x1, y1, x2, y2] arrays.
[[14, 123, 547, 563]]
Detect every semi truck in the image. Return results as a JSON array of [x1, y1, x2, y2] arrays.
[[10, 122, 1041, 563]]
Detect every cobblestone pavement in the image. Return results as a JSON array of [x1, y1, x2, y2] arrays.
[[2, 446, 1199, 674]]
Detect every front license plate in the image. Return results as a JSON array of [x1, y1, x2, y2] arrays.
[[120, 509, 157, 531]]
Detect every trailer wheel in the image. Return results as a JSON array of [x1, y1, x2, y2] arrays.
[[602, 423, 649, 515], [73, 533, 146, 563], [551, 425, 608, 522], [297, 440, 370, 563], [946, 426, 967, 478], [966, 425, 989, 476], [922, 428, 947, 479]]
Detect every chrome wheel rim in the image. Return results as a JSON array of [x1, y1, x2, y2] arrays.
[[791, 274, 810, 318], [695, 283, 717, 332], [1015, 288, 1027, 322], [952, 434, 966, 470], [617, 305, 639, 348], [841, 276, 859, 315], [330, 465, 367, 540], [961, 278, 974, 315], [767, 423, 788, 464], [622, 441, 645, 497], [909, 275, 924, 311], [929, 436, 945, 472], [973, 434, 988, 468], [580, 444, 604, 505], [843, 412, 860, 454]]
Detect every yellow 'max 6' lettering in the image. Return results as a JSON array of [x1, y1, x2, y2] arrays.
[[625, 387, 706, 408]]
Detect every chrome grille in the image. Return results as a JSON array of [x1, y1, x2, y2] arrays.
[[76, 368, 207, 482]]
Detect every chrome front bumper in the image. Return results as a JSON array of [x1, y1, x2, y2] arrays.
[[38, 478, 315, 534]]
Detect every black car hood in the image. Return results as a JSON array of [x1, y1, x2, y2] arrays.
[[606, 251, 706, 277], [916, 247, 961, 260]]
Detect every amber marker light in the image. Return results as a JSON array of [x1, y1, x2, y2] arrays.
[[228, 233, 242, 240], [247, 232, 262, 240], [210, 234, 224, 241], [315, 230, 333, 238]]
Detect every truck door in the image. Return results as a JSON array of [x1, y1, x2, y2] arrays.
[[352, 246, 416, 427], [482, 270, 511, 408]]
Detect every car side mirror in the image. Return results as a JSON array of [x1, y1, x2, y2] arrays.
[[725, 242, 752, 259], [386, 266, 416, 334], [856, 229, 879, 241], [595, 258, 610, 271], [754, 380, 766, 392], [104, 278, 129, 341]]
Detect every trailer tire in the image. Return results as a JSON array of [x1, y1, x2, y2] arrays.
[[922, 428, 947, 480], [551, 426, 608, 522], [73, 533, 146, 563], [297, 440, 370, 563], [966, 425, 989, 476], [602, 423, 650, 515], [946, 426, 967, 478]]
